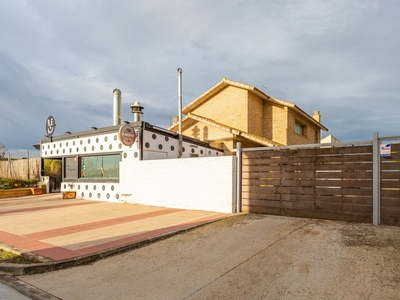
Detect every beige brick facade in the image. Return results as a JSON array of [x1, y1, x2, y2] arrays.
[[169, 78, 328, 153], [193, 86, 248, 133]]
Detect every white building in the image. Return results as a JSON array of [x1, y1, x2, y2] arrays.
[[321, 134, 341, 144], [39, 89, 224, 205]]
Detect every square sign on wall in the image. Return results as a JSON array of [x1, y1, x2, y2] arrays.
[[380, 144, 391, 157]]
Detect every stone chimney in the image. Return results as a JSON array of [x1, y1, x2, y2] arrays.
[[313, 110, 321, 123], [172, 116, 179, 125]]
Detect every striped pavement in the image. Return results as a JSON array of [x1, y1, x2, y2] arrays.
[[0, 193, 227, 261]]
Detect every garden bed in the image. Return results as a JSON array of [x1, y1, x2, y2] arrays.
[[0, 188, 44, 199], [0, 178, 43, 198]]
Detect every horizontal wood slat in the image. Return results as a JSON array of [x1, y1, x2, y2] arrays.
[[243, 146, 373, 158], [241, 143, 399, 226]]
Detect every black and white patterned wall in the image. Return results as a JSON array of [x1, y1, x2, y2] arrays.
[[41, 128, 223, 203]]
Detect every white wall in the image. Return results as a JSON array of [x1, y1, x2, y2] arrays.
[[119, 156, 237, 213], [321, 134, 341, 143]]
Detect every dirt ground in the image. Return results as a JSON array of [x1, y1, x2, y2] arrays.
[[18, 214, 400, 300]]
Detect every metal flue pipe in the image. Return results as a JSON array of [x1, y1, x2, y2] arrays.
[[177, 68, 183, 158], [130, 101, 144, 122], [113, 89, 122, 126]]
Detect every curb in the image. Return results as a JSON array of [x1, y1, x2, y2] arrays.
[[0, 275, 61, 300]]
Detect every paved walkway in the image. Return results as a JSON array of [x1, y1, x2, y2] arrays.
[[0, 193, 227, 264]]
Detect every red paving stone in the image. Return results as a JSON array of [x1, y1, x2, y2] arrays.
[[0, 230, 79, 260], [0, 195, 228, 261], [78, 213, 227, 256]]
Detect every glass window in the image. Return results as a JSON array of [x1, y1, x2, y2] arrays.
[[64, 157, 78, 179], [295, 123, 306, 136], [80, 154, 120, 179]]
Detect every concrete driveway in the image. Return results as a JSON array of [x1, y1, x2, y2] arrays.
[[9, 213, 400, 300]]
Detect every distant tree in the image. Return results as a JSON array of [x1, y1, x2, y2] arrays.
[[44, 159, 61, 175], [0, 143, 6, 158]]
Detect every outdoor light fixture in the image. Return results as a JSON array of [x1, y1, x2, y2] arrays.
[[91, 127, 98, 130], [65, 131, 72, 134]]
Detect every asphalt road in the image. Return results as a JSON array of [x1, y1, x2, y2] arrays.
[[14, 214, 400, 300], [0, 282, 32, 300]]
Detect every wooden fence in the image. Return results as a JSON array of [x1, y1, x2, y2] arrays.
[[381, 143, 400, 225], [0, 158, 41, 180], [241, 143, 400, 226]]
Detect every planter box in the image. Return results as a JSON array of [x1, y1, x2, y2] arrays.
[[63, 191, 76, 199], [31, 188, 43, 195], [0, 188, 32, 199]]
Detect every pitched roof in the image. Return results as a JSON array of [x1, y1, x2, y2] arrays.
[[182, 78, 328, 131]]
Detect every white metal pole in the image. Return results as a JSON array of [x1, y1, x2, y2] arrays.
[[178, 68, 183, 158], [236, 142, 242, 213]]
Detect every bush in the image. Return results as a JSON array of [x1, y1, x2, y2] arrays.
[[0, 178, 36, 190]]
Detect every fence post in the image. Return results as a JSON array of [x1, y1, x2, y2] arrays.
[[27, 150, 30, 180], [372, 132, 380, 225], [236, 142, 242, 213], [7, 153, 11, 177]]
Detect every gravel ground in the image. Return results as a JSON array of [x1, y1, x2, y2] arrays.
[[18, 214, 400, 300]]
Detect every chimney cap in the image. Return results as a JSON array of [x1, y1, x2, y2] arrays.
[[130, 101, 144, 115]]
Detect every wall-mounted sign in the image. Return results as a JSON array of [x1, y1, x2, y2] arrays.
[[118, 124, 136, 146], [380, 144, 391, 157], [46, 116, 56, 137]]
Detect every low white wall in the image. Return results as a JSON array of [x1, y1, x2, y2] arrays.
[[120, 156, 237, 213]]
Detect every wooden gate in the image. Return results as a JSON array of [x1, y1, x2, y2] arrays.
[[241, 142, 400, 226], [381, 143, 400, 225]]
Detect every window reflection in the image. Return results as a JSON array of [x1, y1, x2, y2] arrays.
[[80, 155, 120, 178]]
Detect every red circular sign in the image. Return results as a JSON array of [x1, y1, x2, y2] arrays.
[[118, 124, 136, 146]]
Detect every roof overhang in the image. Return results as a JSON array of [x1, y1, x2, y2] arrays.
[[181, 78, 328, 132]]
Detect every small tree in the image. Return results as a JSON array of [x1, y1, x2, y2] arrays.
[[0, 143, 6, 159]]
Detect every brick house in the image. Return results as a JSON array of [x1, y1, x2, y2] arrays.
[[169, 78, 328, 153]]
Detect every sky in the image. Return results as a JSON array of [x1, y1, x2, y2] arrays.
[[1, 0, 400, 157]]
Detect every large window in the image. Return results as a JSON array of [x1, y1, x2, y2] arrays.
[[80, 154, 120, 179]]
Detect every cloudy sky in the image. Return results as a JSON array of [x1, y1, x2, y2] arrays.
[[1, 0, 399, 156]]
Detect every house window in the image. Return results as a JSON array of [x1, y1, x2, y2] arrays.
[[80, 154, 120, 179], [295, 122, 306, 136]]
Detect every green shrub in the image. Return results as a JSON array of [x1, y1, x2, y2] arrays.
[[0, 178, 36, 190]]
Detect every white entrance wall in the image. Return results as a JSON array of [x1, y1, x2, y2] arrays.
[[120, 156, 237, 213]]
